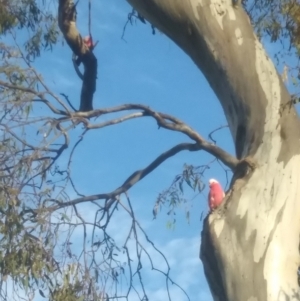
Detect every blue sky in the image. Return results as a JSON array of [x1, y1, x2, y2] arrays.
[[9, 0, 299, 300]]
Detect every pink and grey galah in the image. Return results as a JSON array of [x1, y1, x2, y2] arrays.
[[83, 35, 93, 49], [208, 179, 225, 211]]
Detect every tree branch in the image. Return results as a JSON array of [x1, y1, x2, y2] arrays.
[[58, 0, 97, 111], [57, 103, 239, 169], [44, 142, 201, 212]]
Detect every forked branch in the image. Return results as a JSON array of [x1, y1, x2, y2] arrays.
[[59, 103, 239, 169]]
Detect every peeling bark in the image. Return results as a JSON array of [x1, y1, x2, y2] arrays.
[[126, 0, 300, 300], [58, 0, 97, 111]]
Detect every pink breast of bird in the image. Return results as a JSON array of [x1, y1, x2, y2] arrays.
[[208, 181, 225, 210], [83, 36, 93, 48]]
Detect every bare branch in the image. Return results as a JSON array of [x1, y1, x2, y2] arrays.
[[58, 104, 239, 169], [86, 112, 147, 129], [208, 125, 229, 144], [122, 193, 190, 301], [45, 142, 201, 212], [60, 93, 77, 112]]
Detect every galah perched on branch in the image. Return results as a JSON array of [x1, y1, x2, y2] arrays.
[[208, 179, 225, 211]]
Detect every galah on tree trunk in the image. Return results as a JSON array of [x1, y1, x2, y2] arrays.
[[208, 178, 225, 211], [83, 35, 93, 49], [75, 36, 94, 66]]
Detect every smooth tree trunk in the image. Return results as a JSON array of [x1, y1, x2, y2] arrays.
[[126, 0, 300, 300]]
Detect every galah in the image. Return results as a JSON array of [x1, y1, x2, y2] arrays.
[[208, 178, 225, 211], [83, 35, 93, 49], [75, 36, 94, 66]]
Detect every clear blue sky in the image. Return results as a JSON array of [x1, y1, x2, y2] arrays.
[[20, 0, 299, 300]]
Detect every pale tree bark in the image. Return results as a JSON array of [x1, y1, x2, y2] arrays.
[[126, 0, 300, 300]]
